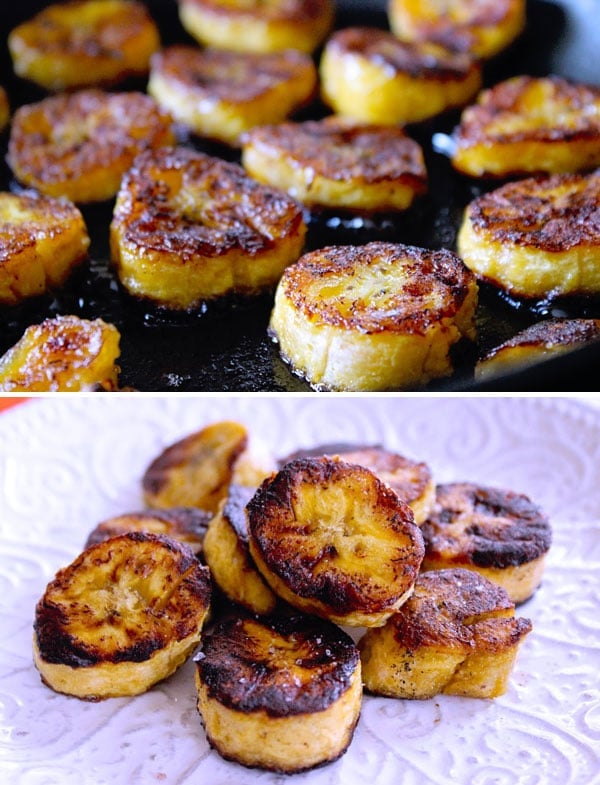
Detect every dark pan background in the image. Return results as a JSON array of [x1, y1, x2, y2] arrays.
[[1, 0, 599, 392]]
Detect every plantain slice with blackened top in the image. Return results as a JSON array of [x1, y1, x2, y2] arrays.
[[110, 146, 306, 310], [269, 241, 478, 391], [177, 0, 334, 55], [387, 0, 526, 60], [279, 443, 435, 524], [0, 315, 121, 392], [450, 75, 600, 178], [7, 90, 175, 204], [241, 116, 427, 212], [195, 613, 362, 773], [420, 482, 552, 603], [475, 318, 600, 381], [33, 531, 212, 700], [247, 456, 425, 627], [358, 567, 532, 699], [457, 169, 600, 299], [0, 190, 89, 306], [8, 0, 160, 91], [203, 485, 279, 614], [148, 45, 317, 147], [320, 27, 482, 126]]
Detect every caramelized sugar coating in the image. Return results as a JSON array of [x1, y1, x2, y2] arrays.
[[451, 75, 600, 177], [320, 27, 482, 125], [269, 241, 478, 391], [247, 456, 425, 627], [178, 0, 334, 54], [476, 318, 600, 380], [195, 613, 361, 772], [387, 0, 526, 60], [8, 0, 160, 91], [420, 482, 552, 603], [33, 532, 212, 700], [242, 116, 428, 211], [7, 90, 175, 204], [148, 45, 317, 147], [359, 568, 532, 699], [110, 146, 306, 310], [457, 170, 600, 298], [0, 315, 121, 392], [0, 190, 89, 306]]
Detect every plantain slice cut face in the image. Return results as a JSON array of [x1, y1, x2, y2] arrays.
[[247, 456, 425, 627], [33, 531, 212, 700], [0, 190, 90, 306], [320, 27, 482, 126], [420, 482, 552, 603], [0, 86, 9, 132], [0, 314, 121, 392], [148, 45, 317, 147], [457, 170, 600, 299], [85, 507, 213, 556], [177, 0, 334, 54], [8, 0, 160, 91], [450, 75, 600, 178], [279, 443, 435, 524], [241, 116, 428, 212], [269, 241, 479, 391], [7, 89, 175, 204], [475, 318, 600, 381], [110, 146, 306, 310], [195, 613, 362, 773], [387, 0, 526, 60], [203, 485, 279, 615], [358, 567, 532, 700]]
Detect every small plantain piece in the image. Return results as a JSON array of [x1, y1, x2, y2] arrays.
[[358, 567, 532, 699], [247, 456, 425, 627], [0, 190, 89, 306], [8, 0, 160, 91], [420, 482, 552, 603], [0, 315, 121, 392], [195, 612, 362, 773], [33, 531, 212, 700]]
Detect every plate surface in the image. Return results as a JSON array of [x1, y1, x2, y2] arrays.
[[1, 395, 599, 784]]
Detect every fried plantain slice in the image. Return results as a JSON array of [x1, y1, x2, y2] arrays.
[[0, 86, 9, 132]]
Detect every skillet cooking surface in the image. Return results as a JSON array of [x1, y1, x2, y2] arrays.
[[1, 0, 599, 392]]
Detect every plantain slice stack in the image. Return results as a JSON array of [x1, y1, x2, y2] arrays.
[[420, 482, 552, 603], [0, 190, 90, 306], [247, 456, 425, 627], [195, 613, 362, 773], [8, 0, 160, 91], [269, 241, 479, 391], [320, 27, 482, 126], [358, 568, 532, 699], [33, 531, 212, 700], [241, 116, 428, 212], [0, 315, 121, 392]]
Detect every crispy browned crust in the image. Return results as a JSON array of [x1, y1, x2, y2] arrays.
[[247, 456, 424, 617], [455, 75, 600, 146], [84, 507, 212, 552], [325, 27, 479, 82], [243, 118, 427, 189], [34, 531, 212, 667], [276, 241, 476, 334], [196, 613, 359, 716], [481, 318, 600, 360], [221, 484, 257, 543], [8, 90, 174, 195], [465, 171, 600, 252], [181, 0, 332, 25], [421, 482, 552, 568], [111, 146, 305, 260]]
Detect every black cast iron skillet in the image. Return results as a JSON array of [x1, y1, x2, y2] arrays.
[[1, 0, 599, 392]]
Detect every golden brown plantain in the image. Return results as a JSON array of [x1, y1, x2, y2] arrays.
[[33, 531, 212, 700], [195, 613, 362, 772]]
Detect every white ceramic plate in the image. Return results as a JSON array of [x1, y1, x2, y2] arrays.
[[1, 395, 599, 785]]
